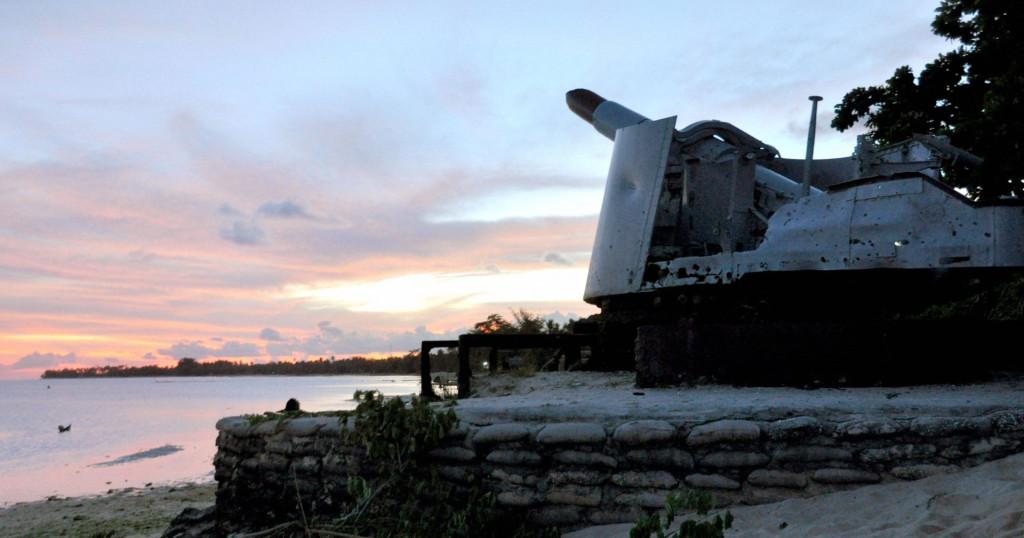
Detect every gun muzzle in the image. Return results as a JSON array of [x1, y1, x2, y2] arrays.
[[566, 89, 648, 141]]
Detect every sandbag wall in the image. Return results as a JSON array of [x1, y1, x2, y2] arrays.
[[213, 408, 1024, 532]]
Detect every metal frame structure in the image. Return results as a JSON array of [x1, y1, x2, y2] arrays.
[[419, 334, 595, 399]]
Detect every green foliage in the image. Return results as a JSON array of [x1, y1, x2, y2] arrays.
[[243, 409, 347, 426], [472, 313, 517, 334], [308, 391, 553, 538], [909, 274, 1024, 320], [464, 309, 575, 375], [341, 390, 458, 470], [832, 1, 1024, 199], [470, 309, 571, 335], [629, 489, 733, 538]]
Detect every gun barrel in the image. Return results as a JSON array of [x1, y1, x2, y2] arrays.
[[568, 88, 818, 201], [566, 89, 648, 141]]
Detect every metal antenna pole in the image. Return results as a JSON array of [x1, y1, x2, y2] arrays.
[[802, 95, 823, 197]]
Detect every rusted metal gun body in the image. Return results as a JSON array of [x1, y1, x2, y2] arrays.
[[567, 89, 1024, 306]]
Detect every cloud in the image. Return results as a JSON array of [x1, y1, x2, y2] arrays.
[[259, 327, 283, 341], [157, 340, 261, 359], [256, 201, 314, 219], [540, 310, 581, 327], [218, 203, 244, 216], [543, 252, 573, 266], [264, 322, 460, 358], [10, 352, 78, 369], [317, 320, 343, 338], [785, 109, 842, 140], [157, 341, 212, 358], [1, 1, 943, 375], [216, 341, 261, 356], [219, 221, 265, 245]]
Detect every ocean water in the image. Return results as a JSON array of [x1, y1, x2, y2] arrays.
[[0, 376, 420, 506]]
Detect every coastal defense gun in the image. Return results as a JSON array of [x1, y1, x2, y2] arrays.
[[567, 89, 1024, 385]]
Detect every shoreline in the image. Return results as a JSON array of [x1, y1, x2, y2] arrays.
[[0, 481, 215, 538], [36, 373, 424, 379]]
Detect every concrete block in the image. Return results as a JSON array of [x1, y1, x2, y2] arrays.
[[612, 420, 676, 445], [700, 451, 770, 468], [614, 491, 671, 508], [687, 420, 761, 446], [746, 470, 807, 489], [684, 473, 741, 490], [811, 468, 880, 484], [215, 417, 252, 436], [625, 448, 694, 469], [473, 423, 530, 444], [538, 423, 607, 444], [859, 444, 936, 463], [428, 446, 476, 462], [611, 470, 677, 489], [772, 446, 853, 463], [486, 450, 542, 465], [553, 451, 618, 468], [910, 416, 992, 437], [835, 418, 902, 438], [549, 470, 607, 486], [890, 464, 959, 480], [547, 485, 602, 507], [767, 417, 821, 441]]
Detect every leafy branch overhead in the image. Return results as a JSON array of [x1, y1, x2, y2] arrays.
[[832, 1, 1024, 199]]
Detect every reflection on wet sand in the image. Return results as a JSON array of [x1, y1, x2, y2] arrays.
[[92, 444, 184, 467]]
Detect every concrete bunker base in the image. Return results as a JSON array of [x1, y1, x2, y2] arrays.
[[633, 319, 1024, 387], [211, 379, 1024, 533]]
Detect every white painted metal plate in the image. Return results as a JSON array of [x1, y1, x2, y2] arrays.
[[584, 117, 675, 301]]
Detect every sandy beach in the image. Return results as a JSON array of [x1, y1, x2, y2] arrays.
[[567, 450, 1024, 537], [0, 482, 215, 538]]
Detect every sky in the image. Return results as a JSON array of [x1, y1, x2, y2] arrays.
[[0, 1, 954, 377]]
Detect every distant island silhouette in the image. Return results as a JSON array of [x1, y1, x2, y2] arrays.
[[41, 353, 460, 378]]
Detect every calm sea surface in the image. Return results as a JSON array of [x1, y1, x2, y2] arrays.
[[0, 376, 419, 505]]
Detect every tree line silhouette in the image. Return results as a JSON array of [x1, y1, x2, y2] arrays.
[[41, 310, 572, 379], [41, 354, 428, 378]]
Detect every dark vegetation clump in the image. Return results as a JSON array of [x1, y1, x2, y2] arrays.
[[910, 274, 1024, 320], [41, 354, 427, 378], [629, 489, 733, 538], [833, 0, 1024, 199]]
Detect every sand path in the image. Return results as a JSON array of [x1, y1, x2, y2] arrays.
[[567, 451, 1024, 537]]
